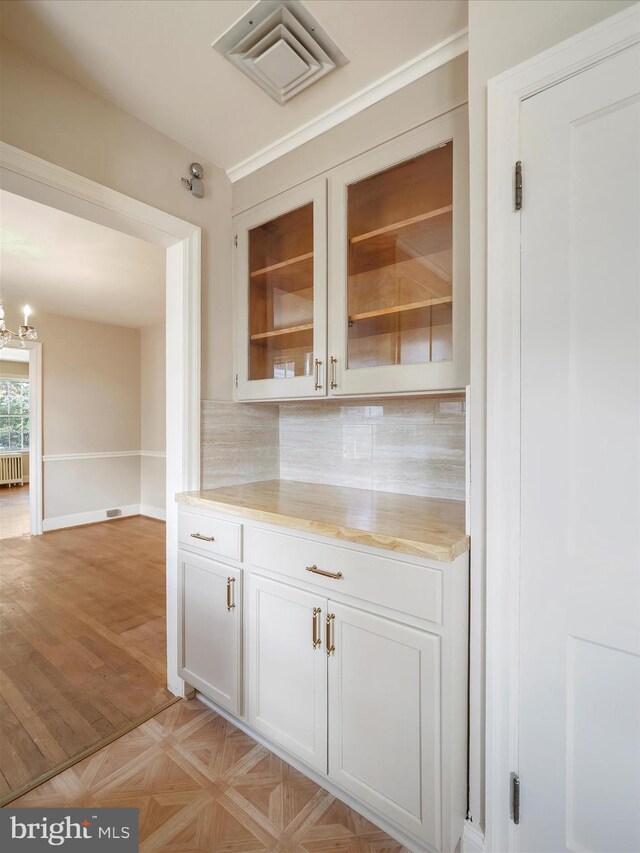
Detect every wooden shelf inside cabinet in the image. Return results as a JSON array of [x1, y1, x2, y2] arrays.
[[250, 252, 314, 296], [348, 297, 452, 341], [348, 296, 451, 324], [349, 205, 452, 245], [250, 324, 313, 351], [349, 208, 452, 278]]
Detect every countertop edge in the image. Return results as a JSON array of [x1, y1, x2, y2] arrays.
[[176, 492, 469, 563]]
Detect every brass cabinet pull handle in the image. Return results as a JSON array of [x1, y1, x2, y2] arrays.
[[326, 613, 335, 656], [330, 356, 338, 390], [226, 576, 236, 611], [191, 532, 215, 542], [312, 607, 322, 649], [314, 358, 323, 391], [306, 564, 343, 580]]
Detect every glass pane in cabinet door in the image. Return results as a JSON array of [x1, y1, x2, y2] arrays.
[[347, 143, 453, 369], [249, 203, 315, 381]]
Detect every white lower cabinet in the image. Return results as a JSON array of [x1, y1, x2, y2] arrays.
[[244, 578, 454, 851], [327, 603, 441, 850], [246, 574, 328, 773], [178, 509, 468, 853], [178, 550, 241, 715]]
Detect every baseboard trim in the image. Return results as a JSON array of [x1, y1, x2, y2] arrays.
[[462, 819, 485, 852], [42, 504, 141, 532], [139, 504, 166, 521], [195, 691, 449, 853]]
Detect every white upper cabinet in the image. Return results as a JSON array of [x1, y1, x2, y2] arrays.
[[234, 179, 328, 401], [233, 106, 469, 400], [329, 107, 469, 396]]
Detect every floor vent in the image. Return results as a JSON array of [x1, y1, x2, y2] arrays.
[[106, 508, 122, 518], [212, 1, 347, 105]]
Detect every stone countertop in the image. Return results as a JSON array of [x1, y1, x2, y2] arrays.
[[176, 479, 469, 563]]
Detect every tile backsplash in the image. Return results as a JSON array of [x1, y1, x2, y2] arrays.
[[279, 398, 466, 500], [201, 400, 279, 489], [202, 397, 465, 500]]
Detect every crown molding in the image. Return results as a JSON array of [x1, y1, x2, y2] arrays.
[[226, 28, 468, 183]]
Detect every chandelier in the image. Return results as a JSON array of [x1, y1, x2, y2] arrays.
[[0, 302, 38, 348]]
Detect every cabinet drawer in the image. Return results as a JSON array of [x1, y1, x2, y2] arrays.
[[178, 510, 242, 562], [246, 526, 442, 625]]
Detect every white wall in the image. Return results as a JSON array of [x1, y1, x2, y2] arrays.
[[466, 0, 637, 833], [0, 306, 169, 527], [16, 309, 143, 522], [0, 37, 233, 401], [0, 359, 29, 379], [140, 320, 166, 517]]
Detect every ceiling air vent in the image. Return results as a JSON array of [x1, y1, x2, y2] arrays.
[[212, 1, 347, 105]]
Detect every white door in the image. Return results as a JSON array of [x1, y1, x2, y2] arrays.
[[327, 602, 441, 850], [518, 44, 640, 852], [178, 552, 241, 714], [246, 574, 327, 772]]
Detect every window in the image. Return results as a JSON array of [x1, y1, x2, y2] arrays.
[[0, 378, 30, 451]]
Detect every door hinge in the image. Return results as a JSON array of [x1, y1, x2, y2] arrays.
[[235, 373, 238, 389], [511, 773, 521, 825], [515, 161, 523, 211], [234, 234, 238, 248]]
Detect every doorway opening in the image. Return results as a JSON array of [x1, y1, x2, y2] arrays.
[[0, 142, 201, 804], [0, 347, 30, 538]]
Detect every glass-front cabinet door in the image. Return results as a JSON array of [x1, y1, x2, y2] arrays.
[[235, 180, 327, 400], [328, 107, 469, 395]]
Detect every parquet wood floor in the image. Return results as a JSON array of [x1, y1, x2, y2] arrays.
[[13, 698, 410, 852], [0, 516, 175, 804]]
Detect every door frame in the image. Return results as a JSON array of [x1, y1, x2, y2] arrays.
[[485, 4, 640, 851], [0, 340, 42, 535], [485, 5, 640, 851], [0, 142, 201, 698]]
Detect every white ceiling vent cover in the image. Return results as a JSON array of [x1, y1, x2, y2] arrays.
[[213, 1, 348, 105]]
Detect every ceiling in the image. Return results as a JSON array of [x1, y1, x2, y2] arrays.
[[0, 0, 467, 175], [0, 191, 165, 328]]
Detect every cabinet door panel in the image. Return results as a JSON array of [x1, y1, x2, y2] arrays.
[[328, 602, 441, 849], [247, 574, 328, 772], [235, 179, 327, 401], [178, 552, 241, 714], [329, 107, 469, 395]]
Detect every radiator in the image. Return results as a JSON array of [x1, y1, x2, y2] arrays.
[[0, 455, 24, 486]]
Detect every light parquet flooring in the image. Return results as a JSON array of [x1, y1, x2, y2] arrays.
[[0, 484, 30, 540], [13, 698, 410, 852], [0, 516, 175, 803]]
